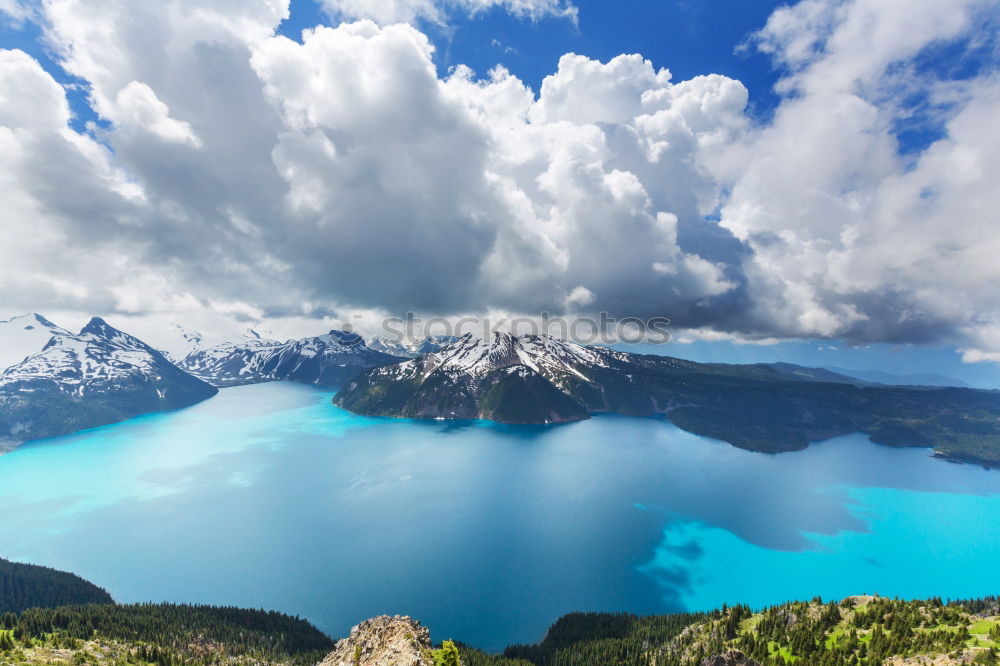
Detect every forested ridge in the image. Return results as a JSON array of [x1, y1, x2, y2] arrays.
[[0, 558, 113, 614], [457, 596, 1000, 666], [0, 603, 334, 665]]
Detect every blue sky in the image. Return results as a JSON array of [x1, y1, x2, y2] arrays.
[[425, 0, 785, 109]]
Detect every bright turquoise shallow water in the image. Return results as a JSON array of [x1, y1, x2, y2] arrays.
[[1, 382, 999, 651]]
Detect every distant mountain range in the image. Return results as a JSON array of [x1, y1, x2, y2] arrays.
[[2, 313, 998, 464], [0, 314, 445, 448], [335, 332, 1000, 465], [820, 365, 971, 388], [172, 328, 403, 388]]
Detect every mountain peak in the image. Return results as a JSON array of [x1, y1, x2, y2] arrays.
[[80, 316, 112, 335], [74, 317, 167, 359], [326, 329, 365, 347]]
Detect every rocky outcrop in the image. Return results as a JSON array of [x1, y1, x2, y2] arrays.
[[701, 651, 761, 666], [318, 615, 438, 666]]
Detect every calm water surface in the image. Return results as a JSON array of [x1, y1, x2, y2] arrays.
[[1, 382, 998, 651]]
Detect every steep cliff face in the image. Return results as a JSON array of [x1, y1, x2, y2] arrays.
[[318, 616, 436, 666]]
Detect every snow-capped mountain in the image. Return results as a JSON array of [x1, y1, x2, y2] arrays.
[[0, 313, 71, 370], [177, 329, 405, 387], [365, 335, 457, 358], [0, 317, 217, 442], [334, 332, 620, 423]]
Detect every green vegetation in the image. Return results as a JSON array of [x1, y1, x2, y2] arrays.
[[0, 603, 334, 666], [457, 596, 1000, 666], [502, 610, 708, 666], [432, 640, 462, 666], [457, 645, 534, 666], [0, 558, 113, 615], [477, 370, 589, 424]]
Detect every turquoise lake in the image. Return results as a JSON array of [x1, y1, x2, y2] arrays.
[[1, 382, 999, 651]]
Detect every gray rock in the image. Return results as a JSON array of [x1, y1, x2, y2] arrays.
[[318, 615, 438, 666]]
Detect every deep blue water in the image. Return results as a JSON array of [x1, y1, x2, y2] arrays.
[[1, 382, 999, 651]]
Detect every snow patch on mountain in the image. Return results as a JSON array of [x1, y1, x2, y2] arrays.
[[0, 314, 71, 371], [420, 332, 610, 382]]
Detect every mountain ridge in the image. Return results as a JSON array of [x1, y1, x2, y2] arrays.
[[175, 329, 405, 388], [821, 365, 971, 388], [334, 333, 1000, 465]]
